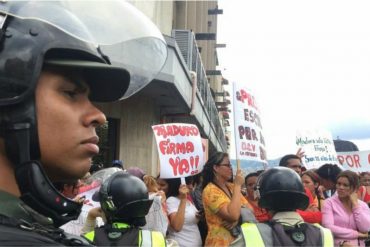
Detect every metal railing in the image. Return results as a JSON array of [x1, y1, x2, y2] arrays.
[[172, 29, 227, 149]]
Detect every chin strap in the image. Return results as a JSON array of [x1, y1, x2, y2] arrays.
[[16, 161, 82, 227], [5, 122, 82, 227], [5, 122, 31, 166], [0, 214, 90, 246]]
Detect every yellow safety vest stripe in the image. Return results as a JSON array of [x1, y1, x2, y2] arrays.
[[112, 222, 130, 228], [83, 230, 95, 242], [84, 227, 165, 247], [152, 231, 166, 247], [83, 222, 131, 244], [241, 223, 265, 247], [314, 224, 334, 247]]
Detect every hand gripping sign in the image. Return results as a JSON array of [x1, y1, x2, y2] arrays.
[[152, 123, 204, 179]]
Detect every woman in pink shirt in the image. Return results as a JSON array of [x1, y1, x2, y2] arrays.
[[322, 170, 370, 246]]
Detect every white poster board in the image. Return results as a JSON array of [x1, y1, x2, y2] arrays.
[[296, 129, 338, 169], [337, 150, 370, 172], [233, 83, 267, 163], [152, 123, 204, 178]]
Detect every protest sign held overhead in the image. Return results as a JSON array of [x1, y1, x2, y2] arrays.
[[296, 129, 339, 169], [152, 123, 204, 179], [233, 83, 267, 163], [337, 150, 370, 172]]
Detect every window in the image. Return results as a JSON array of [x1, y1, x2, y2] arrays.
[[93, 117, 119, 167]]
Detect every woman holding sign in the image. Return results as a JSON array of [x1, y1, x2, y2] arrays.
[[201, 152, 254, 247], [166, 177, 202, 247]]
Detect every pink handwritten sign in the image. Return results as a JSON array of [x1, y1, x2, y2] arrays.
[[152, 123, 204, 178]]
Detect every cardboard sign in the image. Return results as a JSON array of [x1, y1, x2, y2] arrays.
[[152, 123, 204, 178], [296, 129, 339, 169], [233, 83, 267, 163], [337, 150, 370, 172]]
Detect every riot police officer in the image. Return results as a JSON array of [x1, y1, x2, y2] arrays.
[[83, 171, 166, 246], [0, 1, 167, 245], [231, 167, 333, 247]]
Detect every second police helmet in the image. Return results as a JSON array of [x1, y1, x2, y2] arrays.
[[256, 167, 309, 211], [99, 171, 153, 226]]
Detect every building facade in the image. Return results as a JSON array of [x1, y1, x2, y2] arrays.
[[95, 1, 230, 175]]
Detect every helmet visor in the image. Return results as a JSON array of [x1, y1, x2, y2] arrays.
[[0, 0, 167, 99]]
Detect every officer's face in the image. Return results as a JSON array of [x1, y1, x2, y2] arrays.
[[36, 69, 106, 182]]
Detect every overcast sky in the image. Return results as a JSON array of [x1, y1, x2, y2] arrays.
[[217, 0, 370, 159]]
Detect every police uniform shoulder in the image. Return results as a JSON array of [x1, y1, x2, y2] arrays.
[[0, 224, 64, 246]]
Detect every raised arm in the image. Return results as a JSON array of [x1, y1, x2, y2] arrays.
[[167, 185, 188, 232], [216, 169, 244, 222]]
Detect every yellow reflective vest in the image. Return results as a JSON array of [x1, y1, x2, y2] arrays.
[[239, 222, 333, 247], [83, 222, 166, 247]]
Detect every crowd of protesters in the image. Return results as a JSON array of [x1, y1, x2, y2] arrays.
[[2, 1, 369, 246], [53, 152, 370, 247]]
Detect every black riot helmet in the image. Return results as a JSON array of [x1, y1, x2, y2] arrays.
[[256, 167, 309, 211], [99, 171, 153, 226], [0, 1, 167, 227]]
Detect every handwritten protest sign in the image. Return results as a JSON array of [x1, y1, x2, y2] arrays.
[[337, 150, 370, 172], [152, 123, 204, 178], [296, 129, 338, 169], [233, 83, 267, 163]]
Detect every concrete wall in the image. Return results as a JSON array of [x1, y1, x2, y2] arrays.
[[97, 97, 160, 176], [130, 1, 174, 36], [95, 1, 225, 175]]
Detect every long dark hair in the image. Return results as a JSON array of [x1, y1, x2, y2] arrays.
[[201, 152, 229, 189], [337, 170, 360, 191], [316, 164, 342, 184]]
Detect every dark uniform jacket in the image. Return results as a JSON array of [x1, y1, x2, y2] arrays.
[[0, 190, 90, 246], [230, 211, 333, 247], [83, 222, 166, 247]]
